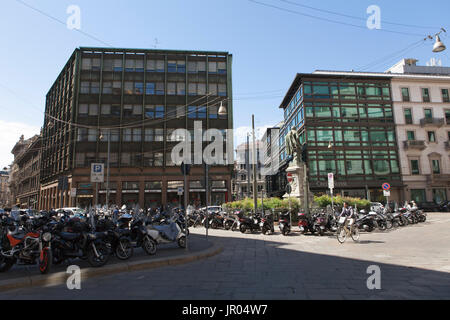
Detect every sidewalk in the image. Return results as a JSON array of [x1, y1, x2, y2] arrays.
[[0, 234, 221, 292]]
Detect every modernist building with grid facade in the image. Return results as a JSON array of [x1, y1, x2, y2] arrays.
[[274, 72, 403, 202], [39, 47, 233, 210]]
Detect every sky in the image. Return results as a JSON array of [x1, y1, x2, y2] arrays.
[[1, 0, 449, 168]]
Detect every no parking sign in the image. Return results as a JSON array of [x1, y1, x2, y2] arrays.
[[382, 183, 391, 191]]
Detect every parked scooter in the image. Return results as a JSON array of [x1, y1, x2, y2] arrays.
[[279, 211, 291, 236], [260, 212, 275, 235], [146, 214, 187, 248]]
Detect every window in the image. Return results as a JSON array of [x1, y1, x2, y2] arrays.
[[407, 131, 415, 141], [167, 82, 176, 95], [156, 82, 164, 95], [132, 128, 141, 142], [177, 82, 185, 95], [78, 104, 88, 115], [123, 105, 133, 117], [208, 61, 217, 74], [146, 82, 155, 95], [404, 108, 412, 124], [102, 81, 112, 94], [88, 104, 98, 116], [432, 160, 441, 174], [123, 129, 132, 142], [188, 106, 207, 119], [113, 59, 123, 72], [432, 189, 447, 204], [146, 59, 155, 72], [445, 109, 450, 124], [112, 81, 121, 94], [135, 82, 144, 95], [424, 108, 433, 120], [77, 128, 87, 141], [111, 105, 121, 116], [143, 153, 163, 167], [88, 129, 98, 142], [218, 62, 226, 74], [422, 88, 430, 102], [442, 89, 449, 102], [156, 60, 165, 72], [145, 105, 165, 119], [427, 131, 436, 142], [218, 84, 227, 96], [410, 160, 420, 175], [411, 189, 426, 203], [401, 88, 410, 102]]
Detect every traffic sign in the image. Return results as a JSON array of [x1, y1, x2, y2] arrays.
[[91, 163, 105, 183], [382, 183, 391, 191], [177, 187, 184, 196], [70, 188, 77, 197], [383, 190, 391, 197], [328, 173, 334, 190], [287, 173, 293, 183]]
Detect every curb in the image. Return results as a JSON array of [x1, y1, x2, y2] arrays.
[[0, 242, 222, 293]]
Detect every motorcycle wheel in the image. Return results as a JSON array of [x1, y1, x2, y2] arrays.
[[87, 243, 110, 268], [262, 226, 268, 235], [386, 220, 393, 230], [211, 221, 218, 229], [316, 227, 324, 236], [378, 222, 386, 231], [282, 227, 290, 236], [0, 256, 16, 273], [240, 224, 247, 234], [39, 247, 52, 274], [232, 224, 238, 232], [337, 227, 346, 244], [115, 238, 134, 260], [142, 236, 157, 256], [224, 221, 231, 230], [178, 236, 186, 248]]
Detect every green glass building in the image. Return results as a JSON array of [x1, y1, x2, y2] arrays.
[[277, 73, 402, 201]]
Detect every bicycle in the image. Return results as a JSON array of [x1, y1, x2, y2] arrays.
[[336, 216, 360, 244]]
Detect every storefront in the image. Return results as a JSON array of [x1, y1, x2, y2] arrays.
[[211, 180, 228, 205], [76, 183, 93, 209], [189, 180, 206, 207], [98, 182, 117, 207], [145, 181, 162, 209], [122, 181, 139, 209], [167, 180, 184, 208]]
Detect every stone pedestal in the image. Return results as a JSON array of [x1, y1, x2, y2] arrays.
[[282, 161, 313, 205]]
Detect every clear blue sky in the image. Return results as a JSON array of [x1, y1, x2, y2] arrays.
[[1, 0, 449, 167]]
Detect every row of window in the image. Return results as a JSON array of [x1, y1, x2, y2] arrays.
[[80, 81, 227, 96], [404, 108, 450, 124], [410, 159, 442, 175], [303, 82, 391, 101], [308, 159, 400, 176], [76, 128, 228, 143], [82, 57, 227, 74], [401, 87, 449, 103], [74, 152, 229, 167], [78, 104, 227, 119], [410, 189, 447, 203], [406, 130, 450, 143]]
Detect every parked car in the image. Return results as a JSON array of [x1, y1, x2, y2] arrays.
[[417, 202, 441, 212], [55, 207, 85, 217], [438, 201, 450, 212]]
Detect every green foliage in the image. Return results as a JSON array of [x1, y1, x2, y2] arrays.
[[313, 195, 370, 209], [224, 197, 302, 213]]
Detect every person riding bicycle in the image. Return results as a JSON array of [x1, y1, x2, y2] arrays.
[[339, 202, 354, 218]]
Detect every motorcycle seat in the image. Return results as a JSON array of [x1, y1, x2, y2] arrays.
[[151, 223, 178, 241], [60, 232, 81, 240]]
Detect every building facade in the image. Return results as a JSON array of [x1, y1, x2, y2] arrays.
[[388, 59, 450, 203], [232, 141, 266, 200], [273, 72, 403, 202], [0, 168, 11, 208], [40, 47, 233, 210], [13, 135, 41, 209]]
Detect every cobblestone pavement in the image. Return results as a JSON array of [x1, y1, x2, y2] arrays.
[[1, 213, 449, 300]]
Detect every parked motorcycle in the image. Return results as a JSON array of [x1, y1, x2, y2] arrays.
[[279, 211, 291, 236], [239, 212, 261, 234], [260, 213, 275, 235]]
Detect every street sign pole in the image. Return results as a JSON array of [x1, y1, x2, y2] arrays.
[[328, 173, 335, 213]]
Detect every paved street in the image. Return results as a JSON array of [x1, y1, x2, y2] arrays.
[[1, 212, 449, 300]]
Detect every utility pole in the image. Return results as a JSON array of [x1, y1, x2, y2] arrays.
[[252, 115, 258, 214], [205, 162, 209, 240], [106, 129, 111, 210], [246, 133, 251, 199]]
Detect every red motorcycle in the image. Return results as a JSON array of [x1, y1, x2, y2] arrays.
[[0, 212, 52, 274]]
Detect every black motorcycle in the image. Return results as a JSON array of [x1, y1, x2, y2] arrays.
[[356, 210, 378, 232], [260, 213, 275, 235], [278, 211, 291, 236], [239, 213, 261, 234], [51, 215, 110, 268], [96, 216, 133, 261]]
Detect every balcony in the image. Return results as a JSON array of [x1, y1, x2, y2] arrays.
[[420, 117, 445, 127], [403, 140, 426, 150], [445, 141, 450, 150], [426, 174, 450, 185]]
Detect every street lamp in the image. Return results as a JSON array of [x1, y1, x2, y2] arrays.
[[431, 28, 447, 53], [218, 101, 227, 116]]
